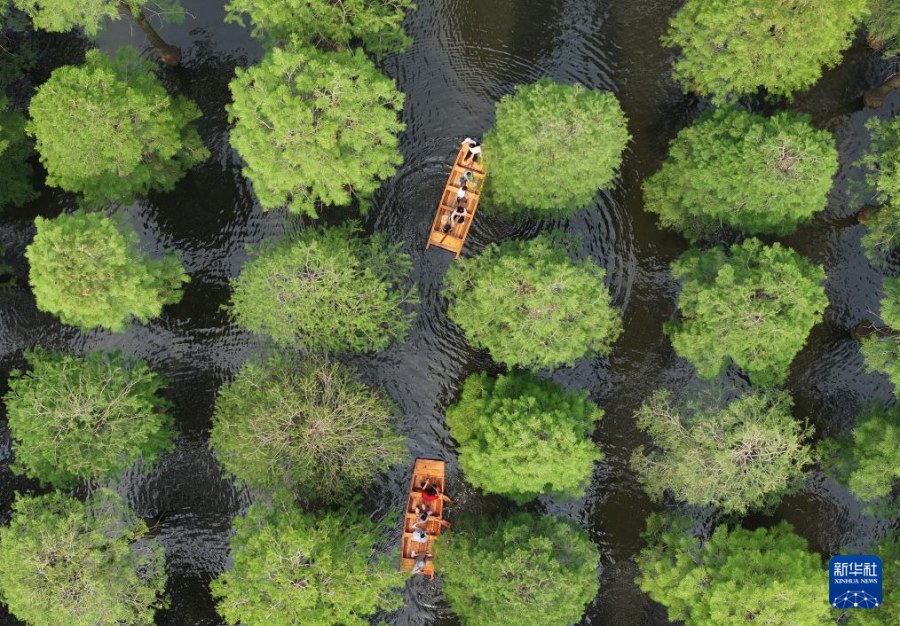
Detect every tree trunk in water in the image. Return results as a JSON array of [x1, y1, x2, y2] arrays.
[[133, 10, 181, 66], [864, 74, 900, 109], [856, 205, 883, 225], [852, 320, 894, 341]]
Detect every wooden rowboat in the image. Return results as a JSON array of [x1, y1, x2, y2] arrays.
[[424, 143, 486, 258], [400, 457, 450, 578]]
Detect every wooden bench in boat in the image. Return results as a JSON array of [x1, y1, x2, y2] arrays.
[[425, 144, 487, 258], [400, 458, 450, 578]]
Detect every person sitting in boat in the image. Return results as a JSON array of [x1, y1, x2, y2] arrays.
[[410, 550, 433, 574], [442, 204, 468, 234], [457, 171, 475, 188], [421, 478, 454, 505], [411, 523, 429, 544], [414, 504, 452, 529], [462, 137, 482, 163]]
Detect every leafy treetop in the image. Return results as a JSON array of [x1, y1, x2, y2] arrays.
[[12, 0, 185, 36], [0, 490, 168, 626], [0, 98, 36, 209], [229, 223, 415, 353], [447, 371, 602, 503], [665, 238, 828, 386], [636, 515, 830, 626], [483, 78, 630, 217], [848, 533, 899, 625], [663, 0, 868, 103], [819, 403, 900, 505], [209, 353, 406, 502], [211, 501, 404, 626], [644, 108, 838, 240], [444, 233, 622, 370], [26, 210, 189, 331], [862, 116, 900, 206], [631, 389, 813, 514], [867, 0, 900, 57], [438, 512, 599, 626], [860, 278, 900, 395], [27, 48, 207, 205], [227, 46, 404, 217], [224, 0, 414, 58], [4, 349, 175, 488]]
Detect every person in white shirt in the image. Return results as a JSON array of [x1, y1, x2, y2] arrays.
[[462, 137, 482, 163]]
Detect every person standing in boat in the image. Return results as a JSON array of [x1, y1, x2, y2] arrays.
[[462, 137, 482, 164]]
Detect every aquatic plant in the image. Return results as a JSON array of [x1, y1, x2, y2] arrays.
[[5, 349, 175, 488], [665, 238, 828, 386], [229, 223, 415, 352], [227, 46, 404, 217], [631, 389, 813, 514], [0, 490, 168, 626], [444, 233, 622, 370], [636, 515, 830, 626], [438, 512, 599, 626], [644, 108, 837, 240], [26, 210, 189, 331], [663, 0, 868, 103], [447, 371, 602, 503], [209, 353, 406, 501], [482, 78, 630, 217], [27, 48, 206, 205]]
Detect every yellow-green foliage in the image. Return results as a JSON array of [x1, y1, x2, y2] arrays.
[[26, 48, 207, 206], [209, 353, 405, 501], [25, 211, 189, 331], [664, 0, 868, 103], [868, 0, 900, 56], [211, 502, 404, 626], [631, 389, 813, 514], [227, 47, 404, 217], [13, 0, 185, 36], [644, 108, 837, 240], [447, 371, 602, 503], [0, 490, 168, 626], [861, 277, 900, 391], [637, 515, 830, 626], [483, 78, 630, 216], [444, 233, 622, 370], [225, 0, 414, 57], [438, 512, 599, 626], [4, 349, 174, 488], [229, 223, 415, 352], [849, 534, 899, 625], [666, 238, 828, 386]]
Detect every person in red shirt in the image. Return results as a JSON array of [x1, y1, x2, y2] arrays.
[[420, 478, 453, 505]]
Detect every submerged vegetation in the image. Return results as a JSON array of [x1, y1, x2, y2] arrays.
[[447, 371, 602, 503], [444, 233, 622, 370], [482, 78, 629, 216]]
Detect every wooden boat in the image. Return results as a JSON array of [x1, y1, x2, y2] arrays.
[[400, 458, 450, 578], [425, 143, 486, 258]]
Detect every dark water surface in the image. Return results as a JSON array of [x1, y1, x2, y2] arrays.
[[1, 1, 899, 624]]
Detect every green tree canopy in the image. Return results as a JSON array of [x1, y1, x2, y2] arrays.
[[663, 0, 868, 103], [446, 371, 602, 503], [861, 277, 900, 391], [0, 490, 168, 626], [211, 501, 404, 626], [849, 534, 899, 625], [227, 46, 404, 217], [482, 78, 630, 217], [444, 234, 622, 370], [209, 353, 405, 501], [665, 238, 828, 386], [4, 349, 174, 488], [644, 108, 838, 240], [631, 389, 813, 514], [636, 515, 830, 626], [26, 211, 189, 331], [224, 0, 414, 57], [819, 404, 900, 506], [859, 117, 900, 266], [0, 98, 36, 208], [868, 0, 900, 56], [438, 512, 598, 626], [26, 48, 207, 206], [229, 224, 415, 352]]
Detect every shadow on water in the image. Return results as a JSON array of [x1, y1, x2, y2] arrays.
[[0, 1, 898, 624]]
